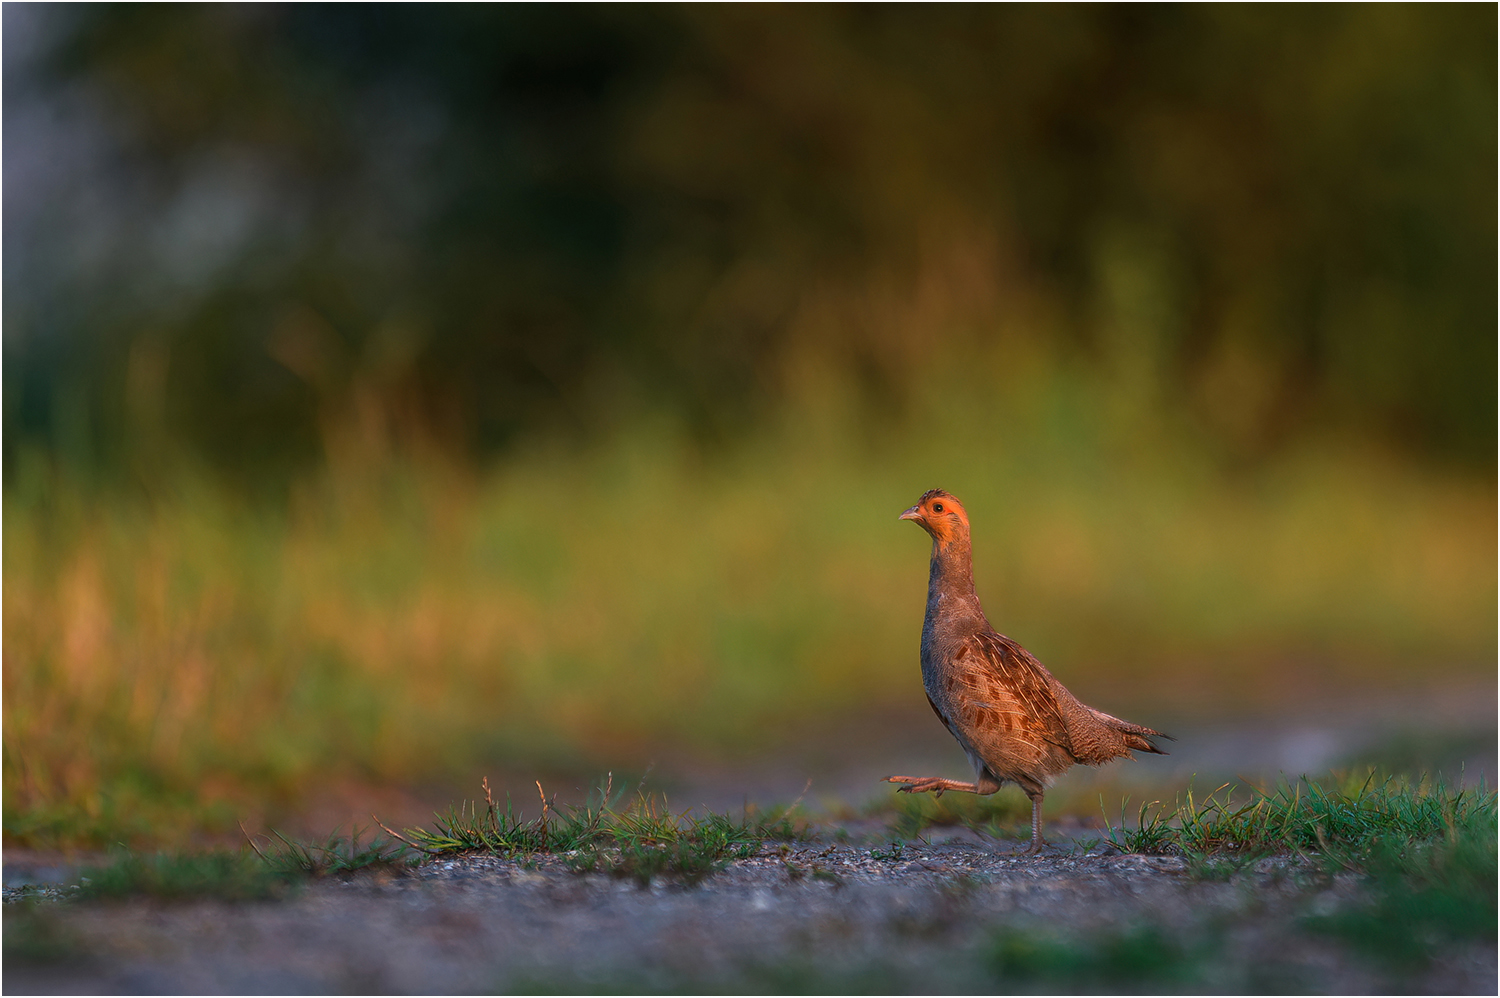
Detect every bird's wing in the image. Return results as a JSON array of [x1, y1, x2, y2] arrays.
[[948, 631, 1074, 754]]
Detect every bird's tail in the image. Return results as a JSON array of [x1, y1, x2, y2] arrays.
[[1087, 707, 1174, 755]]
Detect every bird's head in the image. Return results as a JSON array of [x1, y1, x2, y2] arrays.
[[899, 489, 970, 547]]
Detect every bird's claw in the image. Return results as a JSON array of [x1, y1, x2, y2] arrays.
[[885, 776, 944, 797]]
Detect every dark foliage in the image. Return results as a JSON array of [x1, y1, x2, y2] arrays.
[[6, 5, 1495, 480]]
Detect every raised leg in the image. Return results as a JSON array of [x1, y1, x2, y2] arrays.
[[883, 775, 982, 798]]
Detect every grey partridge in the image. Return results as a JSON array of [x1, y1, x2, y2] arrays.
[[886, 488, 1171, 853]]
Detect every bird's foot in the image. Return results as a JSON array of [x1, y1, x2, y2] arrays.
[[883, 775, 977, 798], [995, 836, 1047, 857]]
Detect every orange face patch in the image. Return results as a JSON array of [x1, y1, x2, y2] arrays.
[[900, 489, 970, 544]]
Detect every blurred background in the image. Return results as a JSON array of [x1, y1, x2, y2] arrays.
[[4, 4, 1494, 849]]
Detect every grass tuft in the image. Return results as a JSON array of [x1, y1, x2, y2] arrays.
[[1106, 772, 1494, 864], [56, 828, 410, 903], [388, 776, 805, 886], [1106, 771, 1497, 972], [1301, 783, 1497, 970], [247, 825, 411, 881], [76, 848, 293, 902]]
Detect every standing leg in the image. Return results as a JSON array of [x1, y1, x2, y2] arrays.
[[1024, 791, 1045, 854]]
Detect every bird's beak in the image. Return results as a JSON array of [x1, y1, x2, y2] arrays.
[[899, 505, 923, 522]]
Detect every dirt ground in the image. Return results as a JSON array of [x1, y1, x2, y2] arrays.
[[5, 824, 1495, 996]]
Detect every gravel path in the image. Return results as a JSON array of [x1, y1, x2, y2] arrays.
[[5, 831, 1494, 995]]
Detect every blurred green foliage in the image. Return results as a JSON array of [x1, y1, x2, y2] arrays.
[[4, 371, 1493, 847], [6, 4, 1495, 479]]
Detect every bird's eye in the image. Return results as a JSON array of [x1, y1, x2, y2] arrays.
[[932, 502, 944, 513]]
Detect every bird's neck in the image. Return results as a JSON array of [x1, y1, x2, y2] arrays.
[[925, 534, 986, 625]]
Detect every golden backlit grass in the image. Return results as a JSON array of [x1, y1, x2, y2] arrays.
[[4, 362, 1494, 848]]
